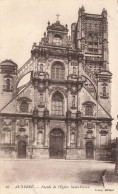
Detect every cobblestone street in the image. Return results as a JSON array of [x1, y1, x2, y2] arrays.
[[0, 159, 117, 185], [0, 159, 118, 194]]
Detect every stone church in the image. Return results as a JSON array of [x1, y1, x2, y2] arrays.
[[0, 6, 112, 159]]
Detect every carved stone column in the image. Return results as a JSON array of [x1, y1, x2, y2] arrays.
[[96, 123, 100, 148], [77, 121, 81, 147], [67, 84, 71, 110], [45, 81, 49, 109], [77, 82, 82, 112], [0, 117, 2, 142], [44, 119, 49, 147], [33, 119, 38, 146], [12, 119, 16, 144], [34, 80, 38, 107], [35, 53, 38, 72], [67, 121, 71, 147], [108, 122, 111, 147]]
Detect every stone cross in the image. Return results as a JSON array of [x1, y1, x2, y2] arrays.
[[56, 14, 60, 21]]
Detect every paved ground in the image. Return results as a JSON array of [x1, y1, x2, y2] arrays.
[[0, 159, 118, 194]]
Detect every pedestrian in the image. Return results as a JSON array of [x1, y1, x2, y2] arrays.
[[99, 169, 107, 187]]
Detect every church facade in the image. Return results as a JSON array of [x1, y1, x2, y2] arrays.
[[0, 7, 112, 160]]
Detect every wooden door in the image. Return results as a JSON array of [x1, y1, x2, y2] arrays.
[[86, 142, 94, 159], [18, 140, 26, 158], [49, 128, 64, 159]]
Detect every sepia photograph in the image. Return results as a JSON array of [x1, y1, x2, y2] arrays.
[[0, 0, 118, 193]]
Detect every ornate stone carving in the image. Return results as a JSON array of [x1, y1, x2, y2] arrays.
[[38, 120, 45, 130], [3, 119, 12, 126], [84, 121, 95, 129], [38, 83, 46, 92], [47, 20, 68, 32], [100, 123, 107, 129], [49, 86, 67, 97], [50, 120, 66, 132], [17, 119, 28, 127], [70, 122, 77, 130]]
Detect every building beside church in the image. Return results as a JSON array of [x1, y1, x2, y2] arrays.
[[0, 6, 112, 160]]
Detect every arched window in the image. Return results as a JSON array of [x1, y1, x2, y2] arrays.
[[51, 62, 65, 80], [20, 101, 29, 112], [51, 92, 64, 116], [53, 34, 62, 45]]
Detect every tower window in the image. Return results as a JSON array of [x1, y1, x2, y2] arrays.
[[51, 62, 65, 80], [3, 75, 13, 92], [51, 91, 64, 116]]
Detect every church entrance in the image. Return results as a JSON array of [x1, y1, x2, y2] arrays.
[[49, 128, 64, 159], [86, 142, 94, 159], [18, 140, 26, 158]]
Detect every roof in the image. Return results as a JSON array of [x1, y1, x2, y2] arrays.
[[0, 59, 18, 67], [47, 20, 68, 32]]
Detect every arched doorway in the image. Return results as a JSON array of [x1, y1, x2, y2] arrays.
[[49, 128, 64, 159], [18, 140, 26, 158], [86, 142, 94, 159]]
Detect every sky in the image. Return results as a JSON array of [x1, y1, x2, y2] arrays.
[[0, 0, 118, 138]]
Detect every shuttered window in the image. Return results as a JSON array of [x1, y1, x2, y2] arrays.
[[51, 92, 63, 116], [51, 63, 65, 80]]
